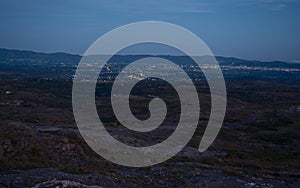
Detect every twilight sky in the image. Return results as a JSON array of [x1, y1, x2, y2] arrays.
[[0, 0, 299, 61]]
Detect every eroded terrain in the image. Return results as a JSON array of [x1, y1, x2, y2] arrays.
[[0, 49, 300, 187]]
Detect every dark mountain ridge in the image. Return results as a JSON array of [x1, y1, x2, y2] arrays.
[[0, 48, 81, 64], [1, 48, 299, 69]]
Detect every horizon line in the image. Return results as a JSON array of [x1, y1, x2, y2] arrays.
[[0, 47, 298, 64]]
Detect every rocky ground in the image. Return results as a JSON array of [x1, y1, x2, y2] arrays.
[[0, 78, 299, 187]]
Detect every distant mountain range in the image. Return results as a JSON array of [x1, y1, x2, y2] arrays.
[[0, 48, 81, 64], [0, 48, 299, 81], [1, 48, 299, 68]]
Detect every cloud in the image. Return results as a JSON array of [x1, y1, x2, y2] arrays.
[[271, 3, 286, 10], [240, 0, 300, 11], [98, 0, 214, 14]]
